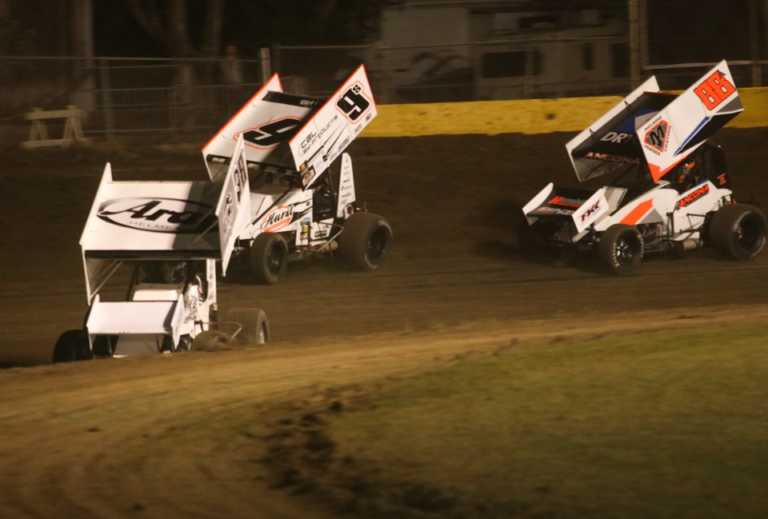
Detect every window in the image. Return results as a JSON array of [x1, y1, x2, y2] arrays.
[[482, 51, 526, 78], [582, 43, 594, 71], [611, 43, 629, 78]]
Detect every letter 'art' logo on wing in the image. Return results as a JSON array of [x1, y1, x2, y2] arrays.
[[97, 198, 215, 234]]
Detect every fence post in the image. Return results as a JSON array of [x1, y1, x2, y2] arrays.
[[259, 47, 272, 82], [628, 0, 646, 87], [98, 58, 115, 140]]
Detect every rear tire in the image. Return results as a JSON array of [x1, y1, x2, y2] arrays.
[[52, 329, 92, 363], [597, 224, 644, 275], [248, 233, 288, 284], [338, 212, 393, 271], [709, 203, 767, 260], [227, 308, 270, 345]]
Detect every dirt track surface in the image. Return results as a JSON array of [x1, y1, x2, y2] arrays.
[[0, 129, 767, 517], [1, 308, 767, 518]]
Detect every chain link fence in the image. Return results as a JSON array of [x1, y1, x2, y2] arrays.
[[1, 39, 766, 146]]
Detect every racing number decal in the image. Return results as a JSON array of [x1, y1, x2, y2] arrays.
[[694, 70, 736, 110], [336, 83, 370, 121], [644, 119, 670, 154], [242, 118, 299, 148]]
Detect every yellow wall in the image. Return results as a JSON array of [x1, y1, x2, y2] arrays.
[[363, 87, 768, 138]]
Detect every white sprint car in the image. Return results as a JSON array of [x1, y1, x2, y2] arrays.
[[202, 64, 392, 284], [54, 138, 268, 361], [521, 60, 767, 274]]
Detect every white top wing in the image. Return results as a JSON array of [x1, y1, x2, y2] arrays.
[[288, 65, 377, 188], [202, 74, 320, 181], [637, 60, 743, 182]]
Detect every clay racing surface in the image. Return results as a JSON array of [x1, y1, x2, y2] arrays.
[[0, 129, 766, 517]]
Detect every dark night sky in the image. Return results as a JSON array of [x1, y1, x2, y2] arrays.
[[1, 0, 762, 62]]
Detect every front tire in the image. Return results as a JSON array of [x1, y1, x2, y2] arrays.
[[227, 308, 270, 345], [597, 224, 644, 275], [709, 203, 767, 260], [338, 212, 393, 271], [248, 233, 289, 284]]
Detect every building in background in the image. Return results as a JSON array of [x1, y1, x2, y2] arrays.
[[377, 0, 629, 102]]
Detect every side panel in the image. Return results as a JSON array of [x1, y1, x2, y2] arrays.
[[81, 163, 116, 303], [250, 189, 313, 238], [215, 135, 251, 274], [336, 153, 356, 218], [671, 181, 730, 240], [572, 189, 609, 233], [638, 60, 743, 182], [289, 65, 377, 189]]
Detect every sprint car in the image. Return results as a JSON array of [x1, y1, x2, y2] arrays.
[[203, 64, 392, 284], [54, 140, 270, 361], [521, 60, 767, 274]]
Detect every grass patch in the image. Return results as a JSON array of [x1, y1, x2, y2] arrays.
[[322, 322, 768, 517]]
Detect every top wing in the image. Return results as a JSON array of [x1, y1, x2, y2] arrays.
[[288, 65, 377, 189], [566, 76, 676, 182], [202, 74, 321, 181], [80, 166, 220, 255], [636, 60, 743, 182]]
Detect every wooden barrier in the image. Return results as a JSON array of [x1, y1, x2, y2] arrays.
[[364, 87, 768, 138], [22, 105, 90, 149]]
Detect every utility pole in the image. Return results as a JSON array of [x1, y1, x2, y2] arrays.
[[628, 0, 646, 87], [749, 0, 763, 86]]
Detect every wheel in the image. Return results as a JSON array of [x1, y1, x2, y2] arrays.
[[52, 329, 92, 363], [709, 203, 767, 260], [597, 224, 644, 275], [338, 212, 393, 271], [248, 233, 288, 284], [227, 308, 270, 345], [191, 330, 231, 351], [93, 335, 117, 357], [176, 334, 192, 352]]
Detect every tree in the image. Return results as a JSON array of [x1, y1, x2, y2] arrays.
[[71, 0, 95, 111], [127, 0, 227, 128]]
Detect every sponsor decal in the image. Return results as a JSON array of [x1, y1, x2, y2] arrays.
[[259, 201, 312, 233], [585, 151, 639, 164], [336, 82, 371, 122], [676, 184, 710, 209], [580, 199, 601, 222], [694, 70, 736, 111], [240, 118, 300, 149], [644, 119, 670, 154], [97, 198, 215, 234], [600, 131, 632, 144], [298, 113, 340, 156]]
